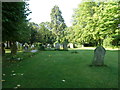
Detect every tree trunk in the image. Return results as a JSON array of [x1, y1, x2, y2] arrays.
[[10, 41, 17, 55]]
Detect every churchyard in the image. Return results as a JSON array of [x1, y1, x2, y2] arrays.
[[2, 47, 118, 88], [1, 1, 119, 89]]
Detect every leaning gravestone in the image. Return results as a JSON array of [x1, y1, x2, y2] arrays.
[[92, 46, 106, 66]]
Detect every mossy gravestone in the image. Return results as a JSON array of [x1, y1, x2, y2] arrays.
[[92, 46, 106, 66]]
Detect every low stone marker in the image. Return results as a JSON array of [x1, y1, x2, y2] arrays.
[[92, 46, 106, 66], [55, 43, 60, 50]]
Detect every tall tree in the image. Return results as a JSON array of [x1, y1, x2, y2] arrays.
[[2, 2, 31, 54], [28, 22, 39, 44], [72, 1, 96, 45], [50, 5, 67, 43], [70, 1, 120, 47], [38, 22, 56, 44]]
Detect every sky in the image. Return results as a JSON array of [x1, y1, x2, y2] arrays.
[[27, 0, 82, 26]]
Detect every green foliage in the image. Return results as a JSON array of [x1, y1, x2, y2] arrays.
[[68, 1, 120, 47], [38, 22, 56, 44], [38, 43, 45, 51], [28, 22, 39, 44], [50, 5, 67, 43], [2, 2, 31, 42], [103, 37, 113, 47]]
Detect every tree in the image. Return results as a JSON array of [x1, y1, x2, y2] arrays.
[[50, 5, 67, 43], [70, 1, 120, 47], [28, 22, 39, 44], [38, 22, 56, 44], [2, 2, 31, 54]]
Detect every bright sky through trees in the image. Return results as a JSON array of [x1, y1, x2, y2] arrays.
[[27, 0, 82, 26]]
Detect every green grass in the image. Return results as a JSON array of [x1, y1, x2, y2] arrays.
[[2, 49, 118, 88]]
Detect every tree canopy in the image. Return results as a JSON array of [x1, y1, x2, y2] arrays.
[[50, 5, 67, 43], [2, 2, 31, 42], [66, 1, 120, 47]]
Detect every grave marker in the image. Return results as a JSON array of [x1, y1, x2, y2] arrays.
[[92, 46, 106, 66]]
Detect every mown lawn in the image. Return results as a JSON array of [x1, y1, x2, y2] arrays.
[[2, 49, 118, 88]]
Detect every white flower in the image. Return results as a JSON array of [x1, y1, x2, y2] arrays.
[[62, 80, 65, 82], [17, 58, 21, 60], [17, 84, 21, 87], [2, 74, 5, 76], [13, 74, 16, 76], [21, 73, 24, 75]]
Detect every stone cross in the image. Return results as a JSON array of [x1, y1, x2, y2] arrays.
[[92, 46, 106, 66]]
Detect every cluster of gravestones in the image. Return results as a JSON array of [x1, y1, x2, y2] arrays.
[[54, 43, 74, 51], [2, 41, 106, 66], [3, 42, 37, 53], [54, 43, 106, 66]]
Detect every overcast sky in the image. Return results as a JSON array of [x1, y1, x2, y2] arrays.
[[27, 0, 82, 26]]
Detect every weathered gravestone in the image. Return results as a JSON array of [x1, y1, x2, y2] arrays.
[[55, 43, 60, 50], [92, 46, 106, 66]]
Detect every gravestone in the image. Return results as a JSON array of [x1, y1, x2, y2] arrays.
[[69, 43, 74, 48], [23, 43, 29, 52], [31, 44, 35, 50], [92, 46, 106, 66], [55, 43, 60, 50], [47, 44, 51, 48], [60, 44, 63, 49], [17, 42, 22, 51]]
